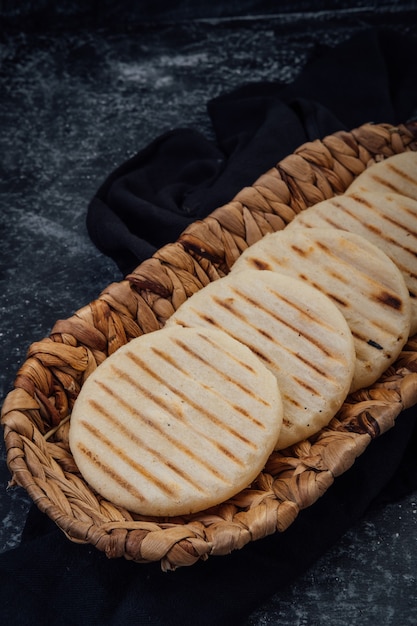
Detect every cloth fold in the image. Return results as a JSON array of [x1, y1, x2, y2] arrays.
[[2, 25, 417, 625]]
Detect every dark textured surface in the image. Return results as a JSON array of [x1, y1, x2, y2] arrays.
[[1, 6, 417, 624]]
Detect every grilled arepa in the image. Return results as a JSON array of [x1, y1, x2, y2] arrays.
[[69, 326, 283, 517], [167, 269, 355, 450], [286, 191, 417, 334], [231, 228, 411, 393], [346, 151, 417, 201]]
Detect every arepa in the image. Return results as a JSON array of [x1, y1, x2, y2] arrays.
[[346, 151, 417, 201], [231, 228, 411, 392], [167, 269, 355, 450], [69, 326, 283, 517], [286, 191, 417, 334]]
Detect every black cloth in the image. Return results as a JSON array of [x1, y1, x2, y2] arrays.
[[87, 27, 417, 274], [2, 26, 417, 626]]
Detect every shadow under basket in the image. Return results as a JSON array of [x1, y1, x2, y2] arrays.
[[2, 121, 417, 571]]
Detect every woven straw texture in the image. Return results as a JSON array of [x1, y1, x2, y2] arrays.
[[2, 121, 417, 571]]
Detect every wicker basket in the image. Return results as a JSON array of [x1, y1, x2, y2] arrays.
[[2, 121, 417, 571]]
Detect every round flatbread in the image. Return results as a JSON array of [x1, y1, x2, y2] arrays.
[[286, 190, 417, 335], [231, 228, 411, 392], [168, 269, 355, 450], [69, 326, 283, 517], [346, 151, 417, 201]]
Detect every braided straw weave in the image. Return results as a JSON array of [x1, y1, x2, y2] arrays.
[[3, 122, 417, 570]]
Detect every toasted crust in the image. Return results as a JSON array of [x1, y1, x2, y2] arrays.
[[286, 190, 417, 334], [168, 269, 355, 449], [231, 228, 411, 392], [346, 151, 417, 201], [69, 326, 282, 516]]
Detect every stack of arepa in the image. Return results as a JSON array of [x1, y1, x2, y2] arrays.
[[69, 151, 417, 517]]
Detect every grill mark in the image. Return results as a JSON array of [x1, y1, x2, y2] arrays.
[[295, 204, 417, 317], [304, 279, 349, 309], [323, 282, 404, 336], [210, 291, 346, 382], [258, 327, 274, 341], [299, 209, 344, 230], [299, 199, 417, 284], [193, 307, 276, 368], [152, 345, 260, 448], [290, 351, 328, 378], [198, 380, 266, 428], [370, 174, 402, 194], [264, 245, 375, 311], [235, 287, 338, 359], [230, 403, 259, 421], [110, 359, 244, 473], [260, 247, 351, 308], [333, 199, 417, 278], [291, 243, 310, 256], [371, 241, 417, 280], [282, 394, 302, 409], [198, 330, 259, 374], [199, 313, 218, 326], [313, 239, 378, 283], [373, 165, 417, 191], [128, 348, 255, 454], [350, 192, 417, 238], [315, 240, 330, 253], [380, 210, 417, 239], [250, 258, 272, 271], [311, 273, 404, 312], [215, 440, 245, 462], [223, 290, 346, 380], [351, 311, 405, 349], [350, 329, 386, 352], [328, 268, 349, 283], [78, 420, 176, 498], [192, 305, 337, 383], [165, 322, 271, 410], [290, 234, 407, 315], [213, 290, 335, 359], [288, 235, 407, 339], [292, 375, 320, 395], [76, 441, 146, 503], [373, 320, 403, 343], [302, 237, 390, 294], [109, 361, 186, 421], [87, 391, 207, 492], [373, 290, 403, 310], [269, 243, 354, 288], [327, 292, 349, 308], [243, 238, 408, 356], [381, 252, 417, 282], [347, 194, 373, 209], [250, 346, 274, 365]]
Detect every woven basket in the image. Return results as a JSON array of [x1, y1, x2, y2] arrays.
[[3, 121, 417, 571]]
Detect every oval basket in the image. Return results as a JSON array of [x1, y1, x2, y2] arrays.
[[2, 121, 417, 571]]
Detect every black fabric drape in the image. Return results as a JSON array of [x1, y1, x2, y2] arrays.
[[87, 28, 417, 274], [2, 26, 417, 625]]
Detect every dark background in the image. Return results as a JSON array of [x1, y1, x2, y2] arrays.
[[1, 0, 417, 28], [1, 2, 417, 624]]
